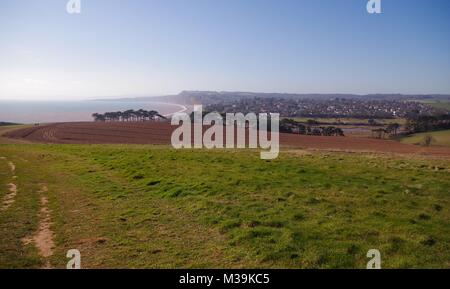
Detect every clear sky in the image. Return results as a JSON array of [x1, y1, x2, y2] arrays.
[[0, 0, 449, 100]]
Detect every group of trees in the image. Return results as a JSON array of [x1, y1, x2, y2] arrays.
[[92, 109, 167, 122], [371, 114, 450, 139], [280, 119, 344, 136], [405, 114, 450, 134], [371, 123, 401, 139], [401, 114, 450, 146]]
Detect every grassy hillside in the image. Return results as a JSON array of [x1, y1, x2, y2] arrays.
[[0, 144, 449, 268], [400, 130, 450, 147]]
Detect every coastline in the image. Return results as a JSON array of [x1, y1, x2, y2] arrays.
[[156, 102, 189, 117], [0, 100, 189, 123]]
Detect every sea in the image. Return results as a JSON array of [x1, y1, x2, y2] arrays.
[[0, 100, 186, 124]]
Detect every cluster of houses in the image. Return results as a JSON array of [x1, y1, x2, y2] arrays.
[[207, 98, 440, 119]]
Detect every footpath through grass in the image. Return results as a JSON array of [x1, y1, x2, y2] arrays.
[[0, 144, 449, 268]]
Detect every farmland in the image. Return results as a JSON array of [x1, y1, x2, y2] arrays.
[[1, 142, 449, 268], [5, 122, 450, 157]]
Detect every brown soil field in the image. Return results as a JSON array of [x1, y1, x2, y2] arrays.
[[4, 122, 450, 157]]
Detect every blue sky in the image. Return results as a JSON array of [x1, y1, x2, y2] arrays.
[[0, 0, 449, 100]]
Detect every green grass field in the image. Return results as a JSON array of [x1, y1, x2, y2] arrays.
[[0, 144, 449, 268], [400, 130, 450, 147]]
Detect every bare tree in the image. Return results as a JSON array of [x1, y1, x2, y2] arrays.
[[421, 135, 435, 147]]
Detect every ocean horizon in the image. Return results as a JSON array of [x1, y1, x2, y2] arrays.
[[0, 100, 185, 124]]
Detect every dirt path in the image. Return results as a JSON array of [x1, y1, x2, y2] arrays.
[[1, 183, 17, 211], [8, 161, 17, 180], [1, 158, 17, 211], [21, 185, 55, 268], [8, 161, 16, 174]]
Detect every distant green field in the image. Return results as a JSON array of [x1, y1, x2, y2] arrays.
[[418, 100, 450, 112], [1, 144, 449, 268], [400, 130, 450, 147]]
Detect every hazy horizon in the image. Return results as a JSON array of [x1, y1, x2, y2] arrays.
[[1, 0, 450, 100], [2, 90, 450, 102]]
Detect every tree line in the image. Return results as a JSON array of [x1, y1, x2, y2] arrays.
[[92, 109, 167, 122], [185, 112, 346, 136], [405, 114, 450, 134], [370, 114, 450, 139], [280, 118, 345, 136]]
